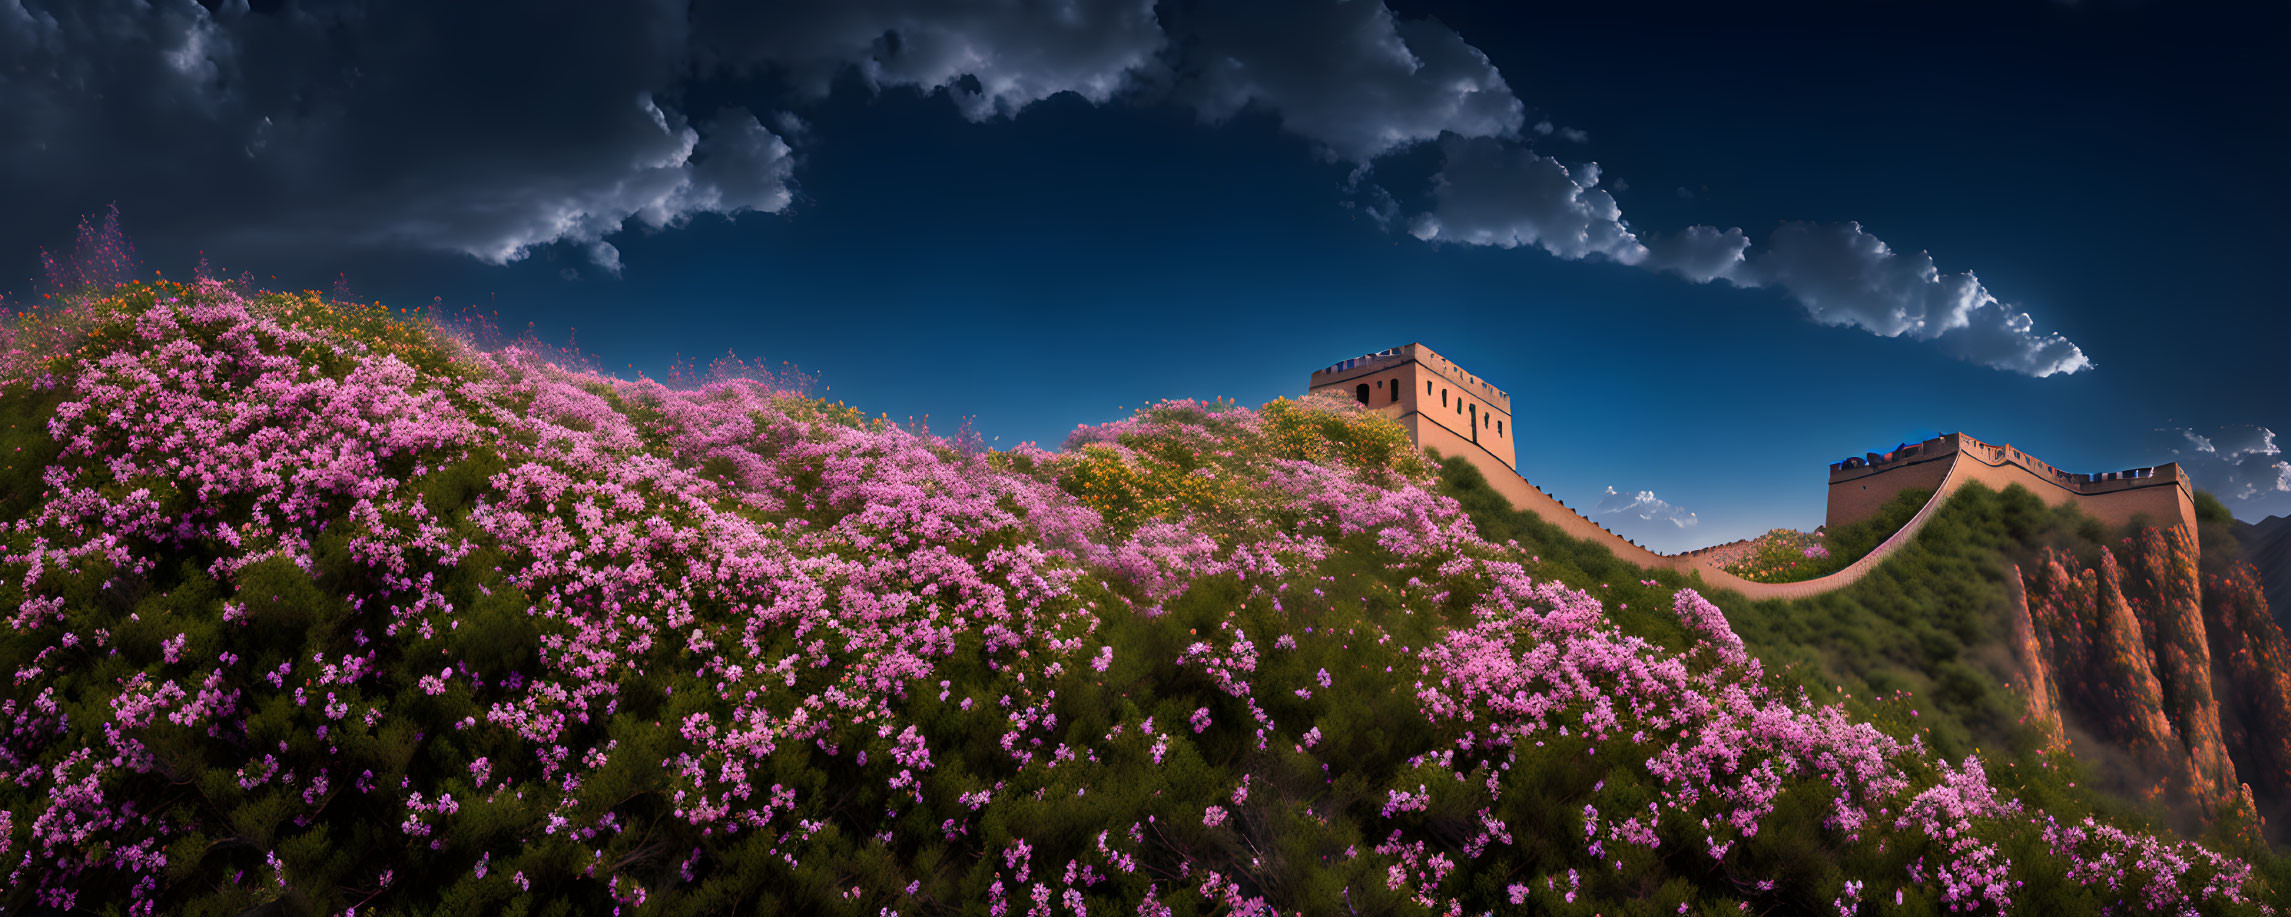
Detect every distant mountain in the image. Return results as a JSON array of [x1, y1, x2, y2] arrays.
[[2236, 514, 2291, 626]]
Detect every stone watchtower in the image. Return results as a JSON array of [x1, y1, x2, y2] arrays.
[[1306, 343, 1517, 473]]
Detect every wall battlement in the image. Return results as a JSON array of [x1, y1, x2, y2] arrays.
[[1307, 342, 1518, 479], [1310, 343, 1511, 415], [1825, 432, 2194, 538], [1310, 344, 2202, 602], [1830, 433, 2184, 496]]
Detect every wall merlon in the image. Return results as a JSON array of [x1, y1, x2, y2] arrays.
[[1310, 343, 1511, 414], [1831, 431, 2187, 498], [1307, 346, 2199, 602], [1828, 430, 2195, 540]]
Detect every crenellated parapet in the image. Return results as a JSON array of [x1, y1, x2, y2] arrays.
[[1308, 344, 2202, 601], [1310, 343, 1511, 417], [1830, 432, 2185, 496], [1307, 342, 1517, 478], [1825, 432, 2195, 541]]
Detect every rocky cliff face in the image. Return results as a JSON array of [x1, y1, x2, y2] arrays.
[[2203, 562, 2291, 834], [2016, 526, 2291, 838], [2006, 563, 2067, 752], [2233, 513, 2291, 629], [2022, 539, 2207, 813]]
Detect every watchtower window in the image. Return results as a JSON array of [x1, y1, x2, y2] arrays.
[[1354, 383, 1370, 404], [1427, 380, 1434, 395], [1496, 420, 1503, 437], [1389, 376, 1401, 404], [1441, 389, 1448, 407]]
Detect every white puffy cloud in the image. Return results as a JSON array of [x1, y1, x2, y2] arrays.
[[2156, 425, 2291, 502], [2213, 425, 2279, 461], [1732, 221, 2092, 377], [1645, 224, 1752, 284], [1407, 137, 1647, 263], [1409, 138, 2091, 377], [1596, 485, 1699, 528], [1170, 0, 1524, 163]]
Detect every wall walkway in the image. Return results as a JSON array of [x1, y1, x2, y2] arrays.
[[1414, 420, 2199, 603]]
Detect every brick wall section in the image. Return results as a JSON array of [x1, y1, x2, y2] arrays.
[[1313, 346, 2200, 603], [1308, 343, 1517, 474], [1834, 433, 2197, 539], [1410, 418, 1675, 567], [1827, 441, 1955, 531], [1411, 417, 1943, 601]]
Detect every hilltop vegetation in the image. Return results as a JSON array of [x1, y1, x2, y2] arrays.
[[0, 276, 2283, 915], [1710, 489, 1930, 584], [1435, 442, 2291, 883]]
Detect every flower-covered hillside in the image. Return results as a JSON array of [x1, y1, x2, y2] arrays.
[[0, 278, 2280, 914], [1707, 488, 1929, 586], [1716, 529, 1833, 584]]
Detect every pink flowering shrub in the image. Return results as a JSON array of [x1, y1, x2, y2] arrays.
[[0, 278, 2276, 914]]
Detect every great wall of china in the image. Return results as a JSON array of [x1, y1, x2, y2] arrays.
[[1309, 343, 2200, 600]]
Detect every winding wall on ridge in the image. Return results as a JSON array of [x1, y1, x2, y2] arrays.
[[1311, 344, 2199, 602]]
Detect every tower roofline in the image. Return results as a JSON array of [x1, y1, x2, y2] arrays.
[[1309, 343, 1509, 413]]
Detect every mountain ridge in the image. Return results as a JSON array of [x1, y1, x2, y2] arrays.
[[2236, 514, 2291, 628], [1, 277, 2284, 913]]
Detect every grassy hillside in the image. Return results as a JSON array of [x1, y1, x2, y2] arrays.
[[1436, 446, 2291, 887], [1708, 488, 1930, 584], [1439, 459, 2093, 778], [1, 278, 2282, 914]]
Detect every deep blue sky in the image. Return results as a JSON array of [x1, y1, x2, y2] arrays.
[[4, 0, 2284, 551]]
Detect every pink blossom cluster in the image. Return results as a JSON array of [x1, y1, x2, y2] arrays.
[[0, 280, 2270, 913], [1671, 587, 1750, 667]]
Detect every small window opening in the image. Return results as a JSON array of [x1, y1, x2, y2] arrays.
[[1389, 377, 1401, 404], [1354, 383, 1370, 404]]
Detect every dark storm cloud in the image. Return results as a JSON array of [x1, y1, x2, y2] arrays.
[[685, 0, 1166, 121], [0, 0, 1519, 275], [1165, 0, 1524, 163], [1, 0, 788, 275], [2, 0, 2092, 378]]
